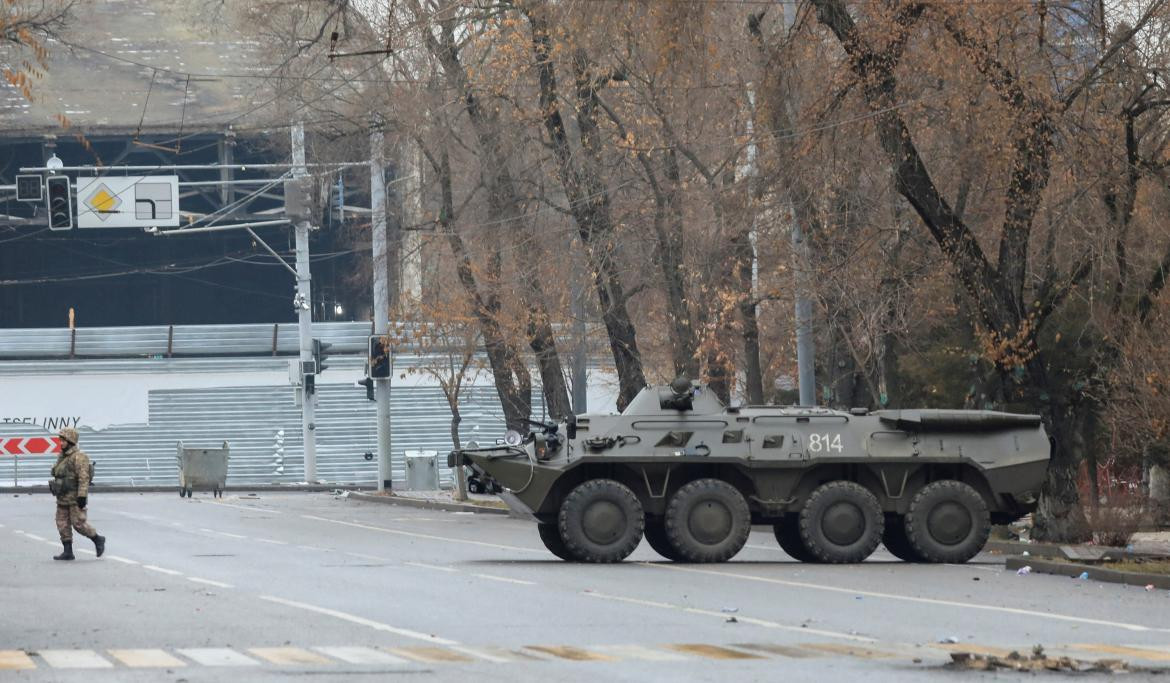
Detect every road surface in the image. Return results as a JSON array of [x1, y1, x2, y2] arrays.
[[2, 492, 1168, 680]]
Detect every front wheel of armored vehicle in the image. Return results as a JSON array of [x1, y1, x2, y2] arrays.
[[904, 480, 990, 564], [664, 479, 751, 563], [644, 521, 685, 561], [773, 515, 819, 563], [538, 523, 577, 562], [558, 479, 645, 563], [799, 481, 884, 563], [881, 515, 925, 562]]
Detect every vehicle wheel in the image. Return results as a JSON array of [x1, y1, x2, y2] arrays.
[[558, 479, 644, 563], [537, 523, 576, 561], [773, 514, 819, 563], [643, 520, 685, 561], [799, 481, 883, 563], [664, 478, 751, 563], [904, 480, 990, 564], [881, 515, 925, 562]]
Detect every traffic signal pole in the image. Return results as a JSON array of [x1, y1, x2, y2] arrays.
[[291, 123, 318, 483], [370, 121, 392, 492]]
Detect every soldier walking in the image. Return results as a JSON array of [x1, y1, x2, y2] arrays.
[[49, 427, 105, 561]]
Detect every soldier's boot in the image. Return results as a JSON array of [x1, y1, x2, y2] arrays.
[[91, 534, 105, 558], [53, 542, 75, 561]]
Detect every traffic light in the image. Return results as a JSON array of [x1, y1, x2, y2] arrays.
[[357, 376, 374, 401], [312, 338, 332, 374], [46, 176, 72, 230], [368, 336, 390, 379]]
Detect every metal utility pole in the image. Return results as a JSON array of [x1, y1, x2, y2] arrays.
[[570, 236, 588, 413], [290, 123, 318, 483], [370, 122, 392, 492], [792, 213, 816, 406]]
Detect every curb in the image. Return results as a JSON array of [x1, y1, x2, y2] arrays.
[[344, 490, 510, 516], [1005, 557, 1170, 590], [985, 540, 1068, 558], [0, 484, 372, 494]]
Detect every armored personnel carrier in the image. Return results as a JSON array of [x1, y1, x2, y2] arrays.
[[449, 380, 1050, 564]]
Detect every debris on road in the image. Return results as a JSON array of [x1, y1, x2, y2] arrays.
[[1077, 571, 1090, 580], [1017, 566, 1032, 576], [947, 649, 1128, 673], [939, 636, 960, 644], [725, 616, 738, 623], [721, 607, 739, 613]]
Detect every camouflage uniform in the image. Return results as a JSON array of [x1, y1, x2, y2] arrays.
[[50, 427, 104, 560]]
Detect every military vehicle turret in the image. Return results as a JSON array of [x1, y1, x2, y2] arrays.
[[449, 380, 1050, 564]]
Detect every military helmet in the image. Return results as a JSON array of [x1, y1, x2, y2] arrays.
[[58, 427, 79, 446]]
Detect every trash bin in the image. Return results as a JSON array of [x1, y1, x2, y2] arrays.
[[177, 441, 229, 498], [404, 450, 439, 491]]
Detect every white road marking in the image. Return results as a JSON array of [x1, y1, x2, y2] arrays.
[[592, 644, 690, 661], [23, 532, 45, 541], [404, 561, 456, 572], [642, 563, 1166, 633], [108, 649, 187, 668], [38, 649, 113, 668], [258, 595, 459, 645], [744, 544, 785, 552], [188, 576, 234, 589], [583, 591, 874, 642], [206, 500, 281, 514], [76, 548, 95, 555], [106, 555, 138, 565], [448, 646, 514, 663], [297, 544, 323, 551], [471, 573, 536, 586], [176, 648, 260, 667], [313, 646, 408, 665], [302, 514, 542, 553], [216, 531, 247, 539], [248, 647, 332, 665], [256, 538, 288, 545], [142, 564, 183, 576]]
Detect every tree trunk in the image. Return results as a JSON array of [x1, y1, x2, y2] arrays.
[[1028, 356, 1090, 542], [450, 406, 467, 501], [525, 6, 647, 410]]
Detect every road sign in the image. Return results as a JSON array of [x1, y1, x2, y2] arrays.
[[76, 175, 180, 228], [16, 174, 42, 202], [0, 436, 61, 456]]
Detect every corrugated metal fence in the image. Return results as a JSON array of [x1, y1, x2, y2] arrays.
[[0, 323, 523, 488]]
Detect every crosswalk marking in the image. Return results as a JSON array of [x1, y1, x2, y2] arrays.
[[108, 649, 187, 668], [176, 648, 261, 666], [0, 650, 35, 670], [389, 646, 474, 663], [802, 643, 900, 659], [453, 645, 549, 659], [525, 645, 617, 661], [249, 647, 332, 665], [1072, 644, 1170, 662], [733, 643, 823, 658], [668, 644, 762, 660], [592, 644, 689, 661], [9, 640, 1170, 670], [313, 646, 408, 665], [936, 643, 1014, 657], [38, 649, 113, 668]]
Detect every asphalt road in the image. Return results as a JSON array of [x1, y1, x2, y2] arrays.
[[2, 492, 1169, 681]]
